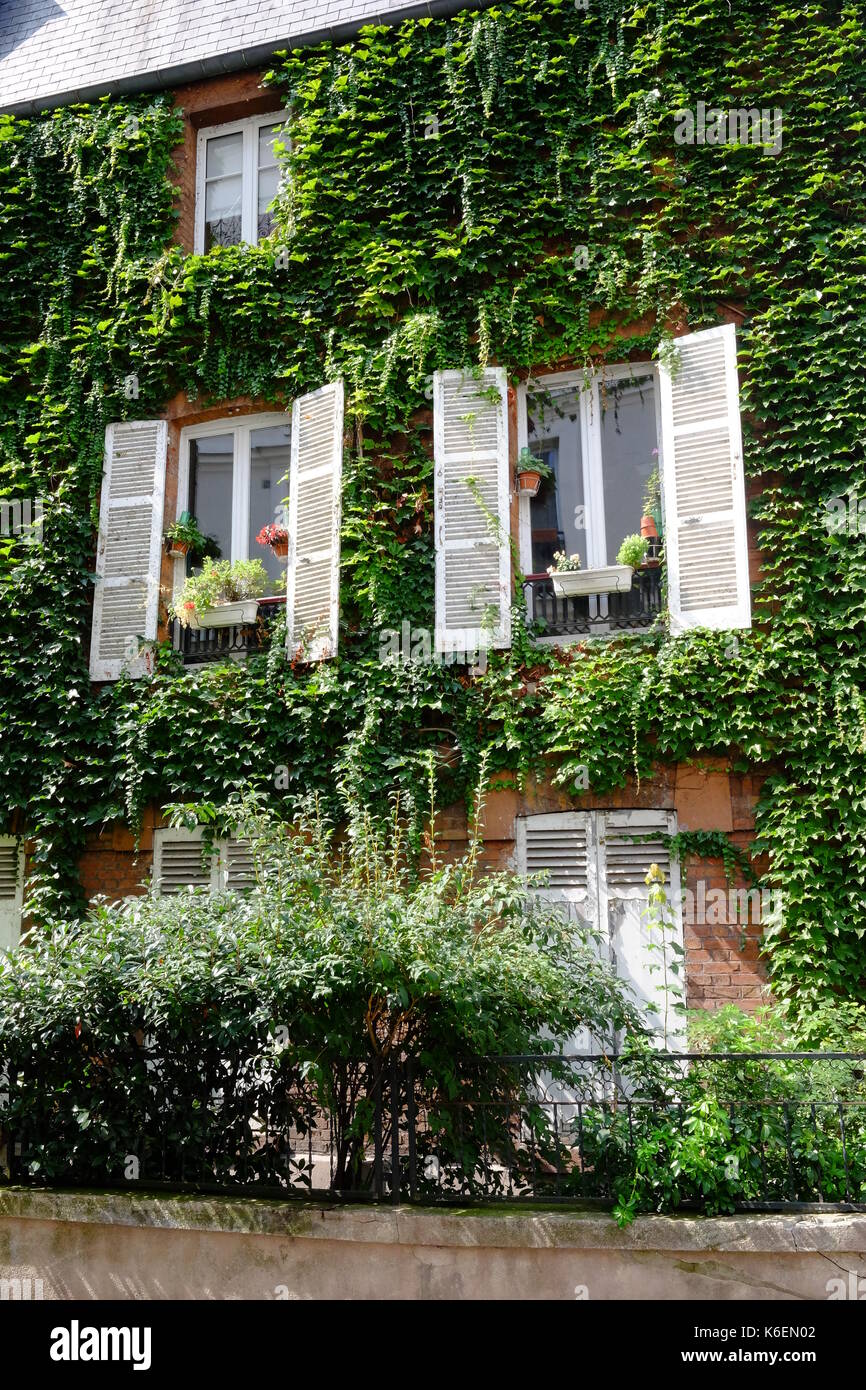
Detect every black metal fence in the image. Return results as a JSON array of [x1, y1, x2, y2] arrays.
[[169, 595, 285, 665], [3, 1052, 865, 1210]]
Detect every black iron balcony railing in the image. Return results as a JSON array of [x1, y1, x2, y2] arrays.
[[524, 564, 663, 639], [169, 595, 285, 665]]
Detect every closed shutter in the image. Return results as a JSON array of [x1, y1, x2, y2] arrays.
[[153, 831, 218, 895], [599, 810, 684, 1047], [0, 839, 23, 952], [434, 368, 512, 654], [286, 380, 344, 662], [224, 839, 255, 891], [658, 324, 751, 633], [518, 811, 684, 1047], [90, 421, 167, 680]]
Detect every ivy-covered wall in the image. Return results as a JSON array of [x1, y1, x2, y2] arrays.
[[1, 0, 865, 1013]]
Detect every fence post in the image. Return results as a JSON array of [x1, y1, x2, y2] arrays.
[[390, 1053, 401, 1205]]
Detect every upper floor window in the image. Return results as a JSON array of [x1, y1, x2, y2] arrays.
[[178, 414, 291, 591], [195, 112, 287, 253], [524, 365, 661, 575]]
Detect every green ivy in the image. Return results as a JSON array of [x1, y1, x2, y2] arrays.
[[2, 1, 866, 1014]]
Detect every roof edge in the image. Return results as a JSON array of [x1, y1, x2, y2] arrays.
[[0, 0, 494, 116]]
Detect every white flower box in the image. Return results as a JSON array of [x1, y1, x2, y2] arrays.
[[186, 599, 260, 631], [550, 565, 634, 598]]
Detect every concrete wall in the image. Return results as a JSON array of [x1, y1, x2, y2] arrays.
[[1, 1190, 863, 1301]]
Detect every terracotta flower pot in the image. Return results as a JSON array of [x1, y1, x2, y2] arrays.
[[517, 470, 543, 497], [270, 537, 289, 558], [640, 514, 658, 540], [168, 539, 190, 558]]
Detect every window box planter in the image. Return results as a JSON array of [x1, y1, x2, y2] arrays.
[[551, 565, 634, 598], [185, 599, 260, 631]]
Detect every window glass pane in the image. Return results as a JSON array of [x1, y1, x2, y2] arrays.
[[206, 131, 243, 179], [258, 123, 282, 169], [598, 373, 658, 565], [256, 164, 280, 238], [249, 424, 291, 589], [189, 433, 234, 568], [527, 386, 586, 574], [205, 175, 243, 249]]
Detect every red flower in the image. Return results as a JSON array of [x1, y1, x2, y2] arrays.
[[256, 523, 289, 548]]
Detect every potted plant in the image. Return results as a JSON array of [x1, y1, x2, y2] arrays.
[[548, 549, 634, 598], [616, 534, 650, 569], [164, 512, 214, 561], [641, 462, 662, 543], [515, 446, 554, 498], [169, 558, 269, 630], [256, 522, 289, 560]]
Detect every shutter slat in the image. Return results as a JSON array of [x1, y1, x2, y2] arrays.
[[287, 382, 343, 662], [659, 325, 751, 633], [434, 368, 512, 654], [0, 840, 23, 951], [90, 421, 167, 680]]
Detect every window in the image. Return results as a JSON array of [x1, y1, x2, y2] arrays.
[[516, 810, 684, 1048], [0, 838, 25, 952], [522, 365, 661, 575], [178, 413, 291, 591], [153, 829, 255, 895], [195, 112, 287, 253]]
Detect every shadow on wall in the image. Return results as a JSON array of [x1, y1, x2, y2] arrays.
[[0, 0, 65, 65]]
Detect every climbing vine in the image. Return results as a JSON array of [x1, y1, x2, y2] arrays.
[[1, 1, 866, 1015]]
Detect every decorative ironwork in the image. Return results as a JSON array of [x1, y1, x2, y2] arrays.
[[524, 563, 663, 639], [169, 596, 285, 665]]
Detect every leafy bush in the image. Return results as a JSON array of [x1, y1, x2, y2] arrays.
[[0, 791, 645, 1190], [616, 534, 649, 569]]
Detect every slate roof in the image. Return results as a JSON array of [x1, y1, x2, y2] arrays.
[[0, 0, 484, 114]]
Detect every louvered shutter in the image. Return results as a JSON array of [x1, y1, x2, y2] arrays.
[[286, 380, 344, 662], [0, 839, 23, 952], [434, 368, 512, 653], [658, 324, 751, 633], [224, 839, 255, 892], [153, 831, 218, 895], [517, 813, 602, 1057], [90, 421, 167, 680], [599, 810, 684, 1046]]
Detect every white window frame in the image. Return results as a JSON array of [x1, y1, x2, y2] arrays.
[[517, 363, 664, 628], [174, 411, 291, 602], [194, 110, 288, 254], [0, 836, 25, 952]]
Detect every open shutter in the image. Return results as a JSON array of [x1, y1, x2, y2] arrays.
[[434, 368, 511, 653], [90, 420, 167, 680], [0, 839, 24, 952], [286, 380, 344, 662], [153, 830, 219, 895], [658, 324, 751, 633], [599, 810, 684, 1047]]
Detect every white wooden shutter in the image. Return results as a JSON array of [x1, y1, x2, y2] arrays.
[[658, 324, 751, 633], [0, 839, 24, 952], [90, 421, 167, 680], [153, 830, 219, 895], [286, 380, 344, 662], [434, 368, 512, 653], [599, 810, 685, 1047], [224, 839, 255, 891], [516, 813, 601, 1057]]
